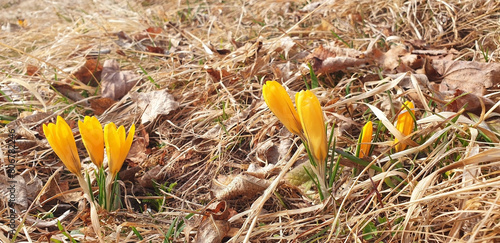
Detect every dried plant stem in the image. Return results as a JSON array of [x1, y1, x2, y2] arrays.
[[77, 175, 103, 243]]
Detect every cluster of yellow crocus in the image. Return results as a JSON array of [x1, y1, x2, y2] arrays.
[[263, 81, 328, 195], [43, 115, 135, 210], [359, 121, 373, 158], [394, 101, 415, 152]]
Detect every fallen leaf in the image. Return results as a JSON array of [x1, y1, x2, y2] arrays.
[[0, 175, 28, 210], [145, 45, 165, 54], [371, 45, 415, 73], [130, 90, 179, 124], [432, 60, 500, 95], [126, 124, 149, 165], [133, 27, 162, 41], [285, 162, 312, 187], [194, 201, 234, 243], [63, 58, 103, 86], [26, 64, 40, 76], [212, 173, 272, 200], [89, 97, 116, 115], [101, 59, 140, 100], [307, 45, 373, 75], [445, 89, 500, 115], [52, 83, 86, 102], [118, 166, 141, 182], [194, 217, 229, 243], [205, 67, 237, 82], [138, 165, 166, 188]]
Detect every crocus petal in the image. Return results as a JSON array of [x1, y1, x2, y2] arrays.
[[104, 122, 135, 177], [394, 101, 415, 152], [296, 90, 327, 163], [43, 116, 81, 175], [262, 81, 303, 136], [78, 116, 104, 168], [359, 121, 373, 158]]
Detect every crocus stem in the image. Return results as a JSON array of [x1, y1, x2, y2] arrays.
[[76, 175, 103, 243]]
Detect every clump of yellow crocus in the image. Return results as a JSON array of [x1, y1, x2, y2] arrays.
[[359, 121, 373, 158], [43, 116, 102, 240], [263, 81, 329, 198], [78, 116, 104, 168], [104, 122, 135, 177], [394, 101, 415, 152], [43, 116, 82, 176], [262, 81, 303, 136]]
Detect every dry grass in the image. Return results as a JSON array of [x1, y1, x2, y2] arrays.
[[1, 0, 500, 242]]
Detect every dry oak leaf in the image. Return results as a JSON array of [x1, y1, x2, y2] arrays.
[[101, 59, 140, 100], [130, 89, 179, 124], [307, 45, 373, 75], [431, 60, 500, 95], [371, 45, 416, 73]]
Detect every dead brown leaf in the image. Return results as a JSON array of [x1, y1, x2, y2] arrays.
[[432, 60, 500, 95], [307, 45, 373, 75], [130, 90, 179, 124], [138, 165, 166, 188], [89, 97, 116, 115], [101, 59, 140, 100], [52, 83, 86, 102], [371, 45, 415, 73], [145, 45, 165, 54], [0, 175, 28, 210], [445, 89, 500, 115], [126, 124, 149, 165], [26, 64, 40, 76], [212, 173, 272, 200], [194, 217, 230, 243], [63, 58, 103, 86], [133, 27, 162, 41]]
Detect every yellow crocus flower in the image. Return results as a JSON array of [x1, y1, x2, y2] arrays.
[[394, 101, 415, 152], [104, 122, 135, 177], [295, 90, 327, 164], [78, 116, 104, 168], [359, 121, 373, 158], [262, 81, 303, 136], [43, 116, 81, 176]]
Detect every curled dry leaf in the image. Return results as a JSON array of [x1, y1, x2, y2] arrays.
[[432, 60, 500, 95], [445, 89, 500, 115], [193, 201, 235, 243], [63, 58, 103, 86], [52, 83, 86, 102], [371, 45, 416, 73], [307, 45, 373, 75], [101, 59, 140, 100], [212, 173, 272, 200], [130, 90, 179, 124]]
